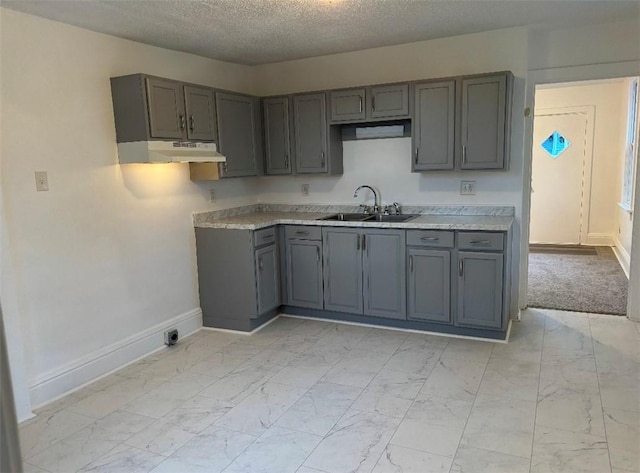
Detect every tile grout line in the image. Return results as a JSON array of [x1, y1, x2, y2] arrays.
[[587, 316, 614, 473], [528, 312, 546, 473]]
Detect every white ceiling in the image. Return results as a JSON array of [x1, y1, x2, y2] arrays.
[[3, 0, 639, 65]]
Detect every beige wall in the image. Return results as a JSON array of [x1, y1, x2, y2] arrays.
[[534, 80, 627, 246], [0, 8, 259, 415]]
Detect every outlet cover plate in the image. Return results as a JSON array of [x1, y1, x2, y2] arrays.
[[301, 184, 309, 196], [35, 171, 49, 191], [460, 180, 476, 195]]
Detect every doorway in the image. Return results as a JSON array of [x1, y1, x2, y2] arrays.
[[526, 78, 636, 316]]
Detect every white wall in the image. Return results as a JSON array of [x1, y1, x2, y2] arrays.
[[0, 8, 259, 415], [534, 81, 627, 245]]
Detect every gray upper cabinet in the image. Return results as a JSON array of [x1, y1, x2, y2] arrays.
[[329, 83, 410, 124], [256, 244, 281, 315], [323, 227, 363, 314], [146, 77, 186, 140], [412, 80, 455, 171], [294, 93, 327, 173], [286, 239, 323, 309], [456, 251, 504, 329], [408, 248, 451, 323], [184, 85, 216, 141], [330, 89, 366, 123], [363, 229, 406, 320], [460, 73, 508, 170], [216, 92, 261, 177], [370, 84, 410, 119], [263, 97, 292, 175]]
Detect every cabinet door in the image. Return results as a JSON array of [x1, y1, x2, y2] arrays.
[[330, 89, 366, 123], [293, 94, 328, 173], [323, 228, 363, 314], [146, 78, 185, 139], [370, 84, 409, 119], [184, 85, 216, 141], [286, 240, 323, 309], [256, 245, 280, 316], [363, 230, 406, 320], [413, 81, 455, 171], [457, 252, 503, 329], [216, 92, 259, 177], [408, 249, 451, 323], [264, 97, 292, 175], [461, 74, 507, 170]]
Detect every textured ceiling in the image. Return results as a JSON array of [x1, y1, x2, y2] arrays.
[[3, 0, 639, 65]]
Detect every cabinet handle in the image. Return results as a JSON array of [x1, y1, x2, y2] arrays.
[[359, 96, 363, 113], [356, 234, 361, 250], [189, 115, 195, 133], [415, 148, 419, 165], [295, 230, 309, 235], [284, 154, 289, 168], [258, 257, 263, 271], [420, 236, 439, 242], [316, 246, 320, 262], [222, 162, 228, 173], [409, 255, 414, 273], [179, 114, 186, 130], [262, 234, 274, 240], [362, 234, 366, 252], [320, 151, 326, 168], [462, 145, 467, 164], [372, 96, 376, 112], [459, 259, 464, 276], [470, 240, 492, 246]]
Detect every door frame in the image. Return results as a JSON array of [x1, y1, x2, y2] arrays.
[[531, 105, 595, 245], [520, 60, 640, 320]]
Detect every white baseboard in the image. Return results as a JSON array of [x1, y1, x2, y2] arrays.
[[28, 308, 202, 409], [585, 233, 615, 246], [612, 236, 631, 278]]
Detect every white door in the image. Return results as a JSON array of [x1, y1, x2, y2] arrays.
[[530, 111, 588, 244]]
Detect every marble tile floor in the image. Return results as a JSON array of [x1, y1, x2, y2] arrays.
[[20, 309, 640, 473]]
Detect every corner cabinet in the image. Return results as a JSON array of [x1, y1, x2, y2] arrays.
[[110, 74, 217, 143], [412, 72, 512, 172], [216, 92, 263, 178], [293, 93, 343, 175], [195, 226, 280, 331]]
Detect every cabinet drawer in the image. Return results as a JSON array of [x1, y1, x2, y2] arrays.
[[458, 232, 504, 251], [407, 230, 454, 248], [285, 225, 321, 241], [253, 227, 277, 247]]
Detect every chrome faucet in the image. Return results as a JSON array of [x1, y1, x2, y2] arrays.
[[354, 185, 381, 214]]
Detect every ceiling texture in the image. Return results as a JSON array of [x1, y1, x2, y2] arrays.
[[3, 0, 639, 65]]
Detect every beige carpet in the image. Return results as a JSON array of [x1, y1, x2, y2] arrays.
[[528, 246, 628, 315]]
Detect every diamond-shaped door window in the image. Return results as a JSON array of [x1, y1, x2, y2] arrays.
[[541, 131, 570, 158]]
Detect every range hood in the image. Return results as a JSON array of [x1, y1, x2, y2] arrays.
[[117, 141, 226, 164]]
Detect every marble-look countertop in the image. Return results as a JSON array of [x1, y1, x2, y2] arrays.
[[193, 205, 514, 231]]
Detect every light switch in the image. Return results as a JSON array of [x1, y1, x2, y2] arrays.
[[35, 171, 49, 191]]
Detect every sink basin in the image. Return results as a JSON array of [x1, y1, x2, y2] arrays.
[[321, 213, 373, 222], [365, 214, 418, 223]]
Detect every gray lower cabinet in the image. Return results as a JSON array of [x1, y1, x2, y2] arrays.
[[263, 97, 292, 175], [195, 227, 279, 331], [216, 92, 262, 177], [286, 239, 323, 309], [407, 248, 451, 323], [412, 80, 455, 171], [322, 227, 405, 319], [456, 251, 503, 329], [323, 228, 363, 314]]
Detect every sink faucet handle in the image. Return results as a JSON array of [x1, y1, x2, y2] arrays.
[[392, 202, 402, 215], [359, 204, 371, 214]]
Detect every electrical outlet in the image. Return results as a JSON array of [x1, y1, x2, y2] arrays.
[[301, 184, 309, 196], [35, 171, 49, 192], [209, 188, 216, 202], [460, 180, 476, 195]]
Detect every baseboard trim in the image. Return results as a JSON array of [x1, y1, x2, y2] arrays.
[[585, 233, 614, 246], [612, 237, 631, 278], [28, 308, 203, 409]]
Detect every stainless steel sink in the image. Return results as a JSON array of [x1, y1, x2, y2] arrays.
[[321, 213, 418, 223], [320, 213, 373, 222], [365, 214, 418, 223]]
